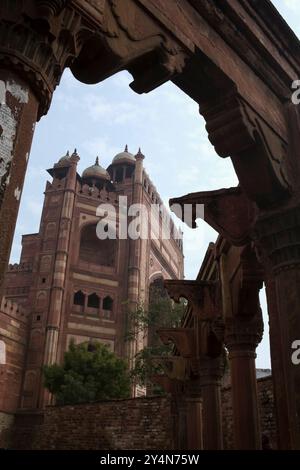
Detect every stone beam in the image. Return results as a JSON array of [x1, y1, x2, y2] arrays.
[[170, 186, 255, 246], [70, 0, 190, 92]]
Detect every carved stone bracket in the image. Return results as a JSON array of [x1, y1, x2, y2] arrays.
[[152, 356, 188, 381], [200, 90, 291, 208], [157, 328, 196, 358], [164, 279, 221, 319], [170, 186, 256, 246], [70, 0, 189, 93]]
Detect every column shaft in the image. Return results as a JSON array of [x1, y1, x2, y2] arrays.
[[200, 358, 223, 450], [0, 70, 38, 293], [228, 349, 261, 449], [265, 278, 291, 449]]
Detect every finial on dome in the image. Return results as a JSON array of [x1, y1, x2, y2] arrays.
[[95, 156, 99, 166], [66, 150, 70, 156], [125, 144, 128, 152], [135, 147, 145, 160]]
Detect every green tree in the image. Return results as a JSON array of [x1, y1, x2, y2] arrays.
[[125, 285, 187, 392], [43, 341, 131, 405]]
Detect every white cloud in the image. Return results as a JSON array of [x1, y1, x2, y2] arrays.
[[282, 0, 299, 12], [83, 92, 142, 125]]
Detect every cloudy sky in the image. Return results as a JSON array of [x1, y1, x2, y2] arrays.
[[10, 1, 300, 368]]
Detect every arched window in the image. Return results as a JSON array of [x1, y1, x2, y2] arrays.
[[36, 292, 47, 310], [88, 293, 100, 309], [103, 296, 113, 311], [115, 167, 123, 182], [79, 223, 117, 267], [125, 166, 134, 179], [74, 290, 85, 306]]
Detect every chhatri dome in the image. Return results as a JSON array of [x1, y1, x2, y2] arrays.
[[112, 145, 135, 165], [82, 157, 110, 181], [56, 150, 71, 166]]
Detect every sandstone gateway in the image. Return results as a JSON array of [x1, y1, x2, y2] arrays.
[[0, 0, 300, 450]]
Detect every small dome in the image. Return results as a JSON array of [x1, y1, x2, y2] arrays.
[[57, 150, 71, 166], [112, 145, 135, 165], [82, 157, 110, 181]]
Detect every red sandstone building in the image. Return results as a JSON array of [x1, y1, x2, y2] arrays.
[[0, 146, 184, 415]]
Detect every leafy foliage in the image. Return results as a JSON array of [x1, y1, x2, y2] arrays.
[[43, 341, 131, 405], [125, 285, 187, 392]]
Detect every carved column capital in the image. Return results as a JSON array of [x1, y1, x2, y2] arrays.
[[254, 205, 300, 274], [225, 314, 264, 358], [0, 2, 81, 118]]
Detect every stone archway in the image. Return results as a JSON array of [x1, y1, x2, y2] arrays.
[[1, 0, 300, 449]]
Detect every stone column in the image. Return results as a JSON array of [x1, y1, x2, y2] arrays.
[[255, 207, 300, 449], [175, 395, 188, 450], [0, 70, 38, 294], [185, 380, 203, 450], [225, 315, 263, 449], [0, 2, 79, 294], [199, 356, 224, 450], [265, 277, 291, 449]]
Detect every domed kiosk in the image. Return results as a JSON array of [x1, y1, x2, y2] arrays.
[[107, 145, 136, 183], [82, 157, 114, 190]]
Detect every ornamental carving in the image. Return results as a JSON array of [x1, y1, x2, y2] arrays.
[[170, 186, 256, 246], [157, 328, 196, 358], [200, 90, 291, 208], [225, 313, 264, 353], [70, 0, 189, 92], [0, 2, 82, 118], [254, 206, 300, 273], [164, 279, 221, 319]]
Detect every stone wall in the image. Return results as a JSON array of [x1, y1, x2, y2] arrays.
[[0, 298, 28, 414], [0, 411, 14, 448], [12, 396, 174, 450], [10, 377, 276, 450], [222, 376, 276, 450]]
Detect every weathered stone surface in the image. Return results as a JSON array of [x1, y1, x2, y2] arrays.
[[10, 376, 276, 450]]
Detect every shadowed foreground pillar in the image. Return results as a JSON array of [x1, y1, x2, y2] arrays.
[[0, 70, 38, 292], [225, 315, 263, 449], [185, 380, 203, 450], [0, 2, 80, 294], [199, 357, 223, 450], [255, 207, 300, 448], [265, 278, 291, 449]]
